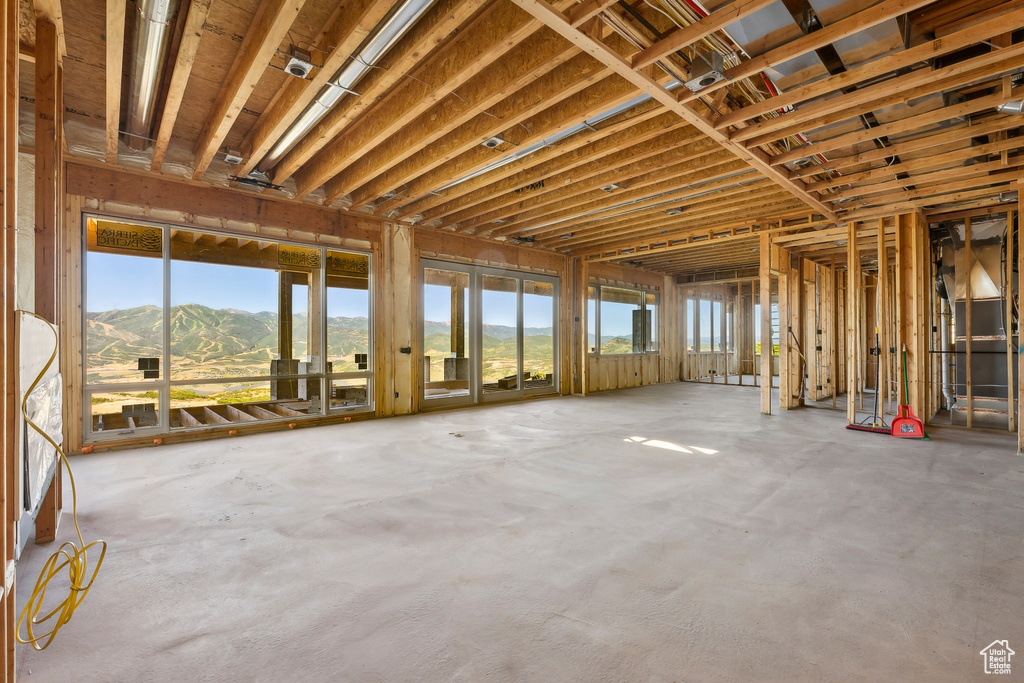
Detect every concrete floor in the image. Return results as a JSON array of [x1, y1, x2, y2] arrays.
[[16, 382, 1024, 682]]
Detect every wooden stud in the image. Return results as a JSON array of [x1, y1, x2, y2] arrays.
[[35, 18, 59, 323], [759, 232, 771, 414], [847, 221, 859, 425], [1007, 209, 1016, 433], [965, 216, 973, 428]]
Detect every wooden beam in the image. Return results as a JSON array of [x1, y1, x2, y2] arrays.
[[104, 0, 125, 163], [267, 0, 489, 185], [65, 161, 382, 243], [846, 221, 859, 425], [291, 1, 547, 196], [151, 0, 213, 171], [734, 47, 1024, 147], [506, 0, 838, 222], [759, 230, 772, 414], [717, 6, 1024, 129], [771, 86, 1023, 168], [3, 0, 17, 670], [32, 0, 66, 58], [567, 0, 618, 28], [35, 18, 58, 323], [1018, 179, 1024, 451], [192, 0, 308, 179], [679, 0, 938, 106], [631, 0, 775, 71], [965, 216, 973, 428], [235, 0, 401, 178]]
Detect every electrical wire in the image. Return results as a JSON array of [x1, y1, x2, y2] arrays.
[[16, 312, 107, 651]]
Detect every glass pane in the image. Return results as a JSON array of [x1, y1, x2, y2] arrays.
[[686, 299, 695, 351], [712, 301, 722, 351], [600, 287, 642, 354], [646, 292, 659, 353], [482, 275, 520, 393], [423, 268, 470, 400], [326, 251, 370, 374], [88, 389, 160, 434], [169, 381, 315, 429], [523, 280, 555, 389], [754, 303, 762, 354], [726, 302, 733, 351], [85, 219, 164, 385], [700, 299, 712, 351], [587, 286, 598, 353], [328, 378, 370, 410]]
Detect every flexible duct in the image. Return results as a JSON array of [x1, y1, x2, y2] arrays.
[[940, 301, 956, 412], [124, 0, 179, 150], [258, 0, 437, 173]]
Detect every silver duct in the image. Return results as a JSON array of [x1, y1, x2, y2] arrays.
[[996, 100, 1024, 115], [124, 0, 179, 150], [258, 0, 437, 173]]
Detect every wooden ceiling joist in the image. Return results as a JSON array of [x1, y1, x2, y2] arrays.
[[771, 86, 1024, 168], [233, 0, 404, 178], [151, 0, 213, 171], [291, 1, 553, 196], [630, 0, 775, 71], [507, 0, 838, 222], [323, 34, 585, 204], [104, 0, 124, 163], [715, 6, 1024, 130], [191, 0, 309, 180]]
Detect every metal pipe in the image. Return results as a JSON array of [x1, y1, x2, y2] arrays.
[[258, 0, 437, 173], [941, 301, 956, 411], [125, 0, 179, 150]]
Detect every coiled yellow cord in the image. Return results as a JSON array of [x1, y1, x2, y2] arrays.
[[15, 312, 107, 650]]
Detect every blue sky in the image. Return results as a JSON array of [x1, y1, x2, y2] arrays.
[[87, 253, 369, 318], [423, 285, 554, 329]]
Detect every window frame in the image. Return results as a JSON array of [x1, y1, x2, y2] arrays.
[[587, 283, 660, 356]]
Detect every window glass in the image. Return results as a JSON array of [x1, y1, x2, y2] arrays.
[[524, 280, 555, 388], [587, 286, 598, 354], [600, 287, 642, 354], [646, 292, 659, 353], [326, 251, 370, 375], [85, 219, 164, 385], [712, 300, 722, 352], [686, 299, 694, 352], [700, 299, 712, 352]]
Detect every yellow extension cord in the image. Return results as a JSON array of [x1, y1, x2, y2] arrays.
[[15, 311, 107, 650]]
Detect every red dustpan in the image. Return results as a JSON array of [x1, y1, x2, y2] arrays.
[[892, 345, 926, 439], [891, 405, 925, 438]]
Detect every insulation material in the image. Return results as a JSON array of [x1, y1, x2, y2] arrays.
[[16, 152, 34, 310], [23, 374, 62, 513], [64, 117, 106, 163], [16, 312, 61, 521]]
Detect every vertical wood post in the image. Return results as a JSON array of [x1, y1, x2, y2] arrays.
[[965, 216, 973, 428], [759, 232, 772, 414], [1006, 210, 1015, 433], [847, 222, 859, 424], [877, 218, 890, 417]]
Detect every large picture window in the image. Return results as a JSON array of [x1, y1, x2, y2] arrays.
[[588, 284, 659, 355], [84, 216, 372, 440]]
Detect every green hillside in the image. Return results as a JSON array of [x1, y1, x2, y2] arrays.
[[88, 304, 553, 386]]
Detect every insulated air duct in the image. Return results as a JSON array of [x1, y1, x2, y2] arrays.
[[124, 0, 180, 150], [258, 0, 437, 173]]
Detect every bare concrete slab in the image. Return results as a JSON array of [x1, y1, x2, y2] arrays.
[[16, 383, 1024, 681]]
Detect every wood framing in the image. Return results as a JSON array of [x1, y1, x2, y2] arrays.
[[104, 0, 124, 163]]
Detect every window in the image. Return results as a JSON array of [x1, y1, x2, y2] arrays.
[[686, 299, 694, 352], [589, 284, 659, 355], [700, 299, 711, 352], [84, 216, 373, 440], [712, 300, 722, 352]]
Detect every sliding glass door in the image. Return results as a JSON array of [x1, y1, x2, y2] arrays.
[[422, 261, 557, 406]]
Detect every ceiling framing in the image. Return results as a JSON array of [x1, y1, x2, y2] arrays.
[[20, 0, 1024, 278]]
